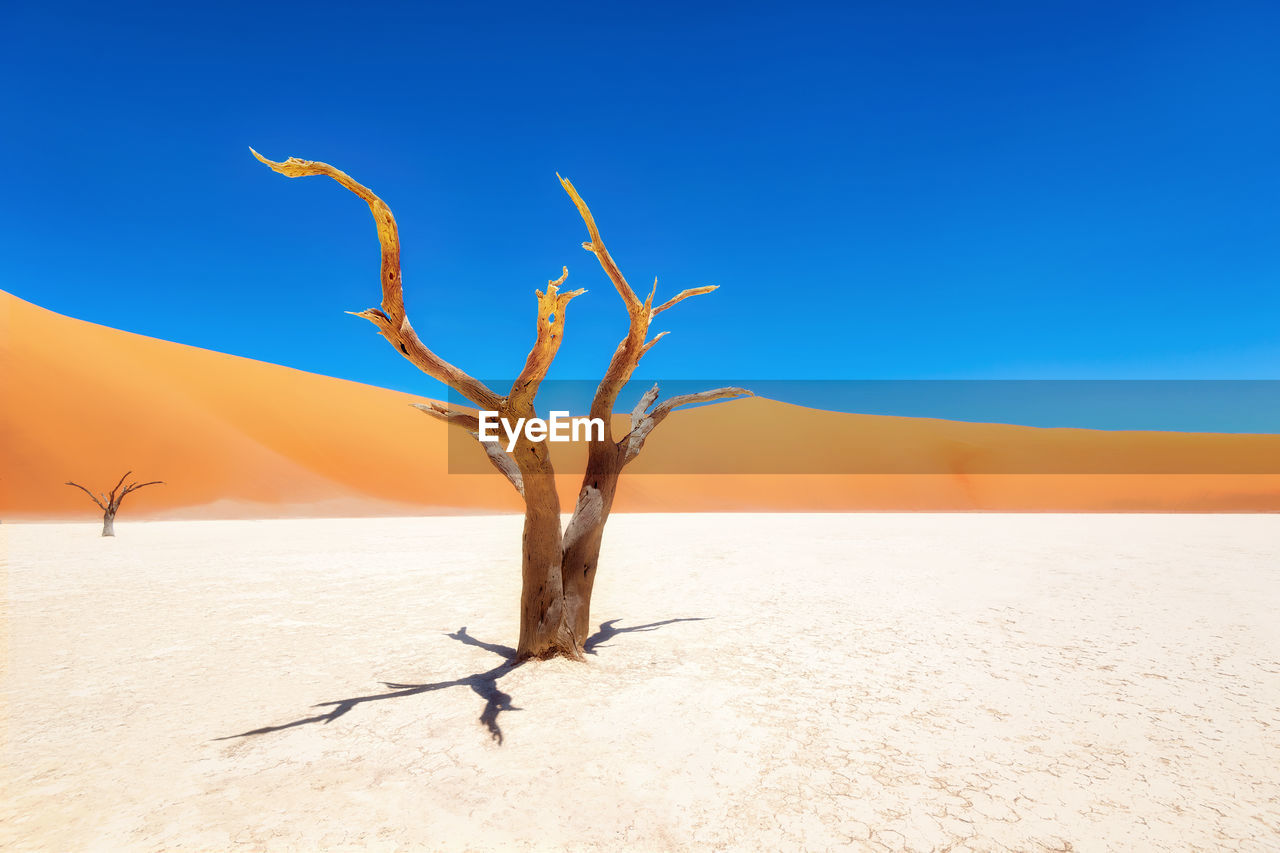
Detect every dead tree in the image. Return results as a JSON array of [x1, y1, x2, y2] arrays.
[[252, 149, 750, 660], [65, 472, 163, 536]]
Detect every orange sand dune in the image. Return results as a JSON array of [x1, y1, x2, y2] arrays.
[[2, 290, 1277, 516]]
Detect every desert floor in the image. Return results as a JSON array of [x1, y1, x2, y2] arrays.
[[2, 514, 1278, 851]]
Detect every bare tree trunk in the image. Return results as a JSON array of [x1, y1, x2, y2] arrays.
[[560, 445, 624, 642], [102, 510, 116, 537], [560, 510, 608, 642], [515, 468, 578, 660]]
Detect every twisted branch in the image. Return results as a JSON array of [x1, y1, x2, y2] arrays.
[[65, 481, 107, 511], [559, 178, 654, 433], [107, 471, 130, 506], [557, 175, 640, 311], [508, 266, 586, 413], [558, 176, 730, 443], [252, 149, 503, 411]]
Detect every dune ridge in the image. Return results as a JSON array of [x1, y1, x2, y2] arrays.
[[2, 289, 1277, 517]]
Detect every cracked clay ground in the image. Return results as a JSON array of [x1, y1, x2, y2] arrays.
[[3, 513, 1278, 851]]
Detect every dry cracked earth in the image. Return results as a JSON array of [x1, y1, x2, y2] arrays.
[[3, 513, 1278, 850]]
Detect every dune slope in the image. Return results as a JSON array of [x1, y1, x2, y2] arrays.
[[2, 289, 1277, 516]]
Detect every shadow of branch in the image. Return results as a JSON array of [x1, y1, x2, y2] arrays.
[[584, 617, 710, 655], [217, 617, 709, 745]]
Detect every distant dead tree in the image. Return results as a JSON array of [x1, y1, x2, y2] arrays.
[[253, 149, 750, 661], [65, 472, 163, 537]]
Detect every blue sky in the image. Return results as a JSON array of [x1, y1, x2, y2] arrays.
[[3, 1, 1278, 423]]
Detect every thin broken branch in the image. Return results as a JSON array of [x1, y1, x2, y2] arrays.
[[653, 285, 718, 316], [622, 385, 754, 463], [629, 383, 661, 433], [411, 402, 524, 496], [122, 481, 163, 494], [411, 401, 482, 433], [649, 386, 755, 422], [107, 470, 131, 507], [476, 443, 525, 497], [114, 480, 162, 511], [640, 331, 669, 358]]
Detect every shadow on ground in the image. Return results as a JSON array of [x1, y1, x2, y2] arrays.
[[217, 617, 709, 745]]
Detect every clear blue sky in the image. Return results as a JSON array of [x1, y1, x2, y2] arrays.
[[3, 1, 1278, 418]]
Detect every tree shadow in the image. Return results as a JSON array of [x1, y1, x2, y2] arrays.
[[216, 618, 708, 746], [584, 617, 710, 655]]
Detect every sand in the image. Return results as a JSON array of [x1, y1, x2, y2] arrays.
[[3, 513, 1278, 851], [6, 289, 1280, 518]]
